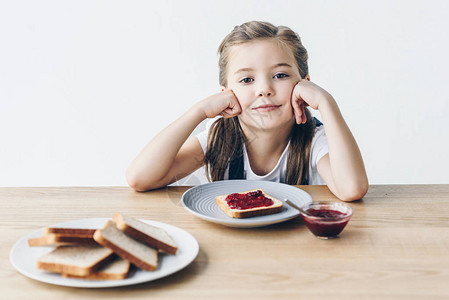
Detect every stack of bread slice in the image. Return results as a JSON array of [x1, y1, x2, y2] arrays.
[[30, 213, 178, 280]]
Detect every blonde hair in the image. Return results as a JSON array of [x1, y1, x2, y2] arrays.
[[205, 21, 316, 184]]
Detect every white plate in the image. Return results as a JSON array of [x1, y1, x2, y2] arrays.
[[9, 218, 199, 288], [182, 180, 312, 228]]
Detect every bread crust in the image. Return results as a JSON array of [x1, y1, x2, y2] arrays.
[[29, 227, 97, 247], [93, 222, 158, 272], [53, 236, 97, 245], [113, 212, 178, 255], [216, 189, 283, 218], [28, 234, 97, 247], [28, 236, 72, 247], [44, 228, 96, 236]]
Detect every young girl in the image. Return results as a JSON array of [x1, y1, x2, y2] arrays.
[[127, 21, 368, 201]]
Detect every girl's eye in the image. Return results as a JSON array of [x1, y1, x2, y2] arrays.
[[239, 77, 254, 84], [274, 73, 289, 79]]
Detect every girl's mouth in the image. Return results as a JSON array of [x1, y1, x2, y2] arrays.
[[252, 104, 281, 112]]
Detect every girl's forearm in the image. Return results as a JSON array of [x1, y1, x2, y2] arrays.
[[318, 97, 368, 198], [126, 105, 206, 190]]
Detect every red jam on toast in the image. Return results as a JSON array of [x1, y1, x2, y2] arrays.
[[225, 190, 273, 210]]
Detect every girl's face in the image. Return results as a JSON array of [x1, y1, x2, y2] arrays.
[[224, 38, 301, 132]]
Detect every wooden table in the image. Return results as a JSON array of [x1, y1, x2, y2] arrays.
[[2, 185, 449, 299]]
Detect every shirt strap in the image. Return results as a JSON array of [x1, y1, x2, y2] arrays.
[[228, 153, 245, 180]]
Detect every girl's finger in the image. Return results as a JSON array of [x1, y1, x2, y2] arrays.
[[231, 102, 242, 115], [221, 110, 232, 118], [229, 90, 242, 114], [223, 105, 240, 118], [291, 98, 303, 125], [294, 111, 299, 124], [227, 99, 242, 116], [291, 95, 299, 111], [295, 108, 302, 125]]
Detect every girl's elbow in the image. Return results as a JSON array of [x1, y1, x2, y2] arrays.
[[126, 169, 167, 192], [338, 180, 369, 202], [128, 179, 158, 192], [128, 182, 150, 192], [126, 169, 150, 192], [126, 173, 145, 192]]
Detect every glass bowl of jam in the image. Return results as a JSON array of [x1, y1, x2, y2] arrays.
[[299, 202, 353, 239]]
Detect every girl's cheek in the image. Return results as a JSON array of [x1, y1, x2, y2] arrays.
[[232, 89, 251, 107]]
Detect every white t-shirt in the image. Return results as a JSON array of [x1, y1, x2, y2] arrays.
[[195, 118, 329, 185]]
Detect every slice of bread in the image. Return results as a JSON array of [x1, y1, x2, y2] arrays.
[[93, 221, 158, 272], [113, 212, 178, 255], [29, 235, 97, 247], [37, 245, 114, 276], [216, 189, 283, 218], [63, 255, 131, 280], [28, 227, 97, 247], [28, 236, 74, 247], [44, 228, 97, 236]]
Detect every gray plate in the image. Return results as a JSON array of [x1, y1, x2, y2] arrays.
[[181, 180, 312, 228]]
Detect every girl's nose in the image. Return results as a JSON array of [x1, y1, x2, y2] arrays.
[[258, 91, 272, 97], [257, 77, 274, 97]]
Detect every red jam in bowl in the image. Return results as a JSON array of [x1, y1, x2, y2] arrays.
[[300, 202, 353, 239], [225, 190, 273, 210]]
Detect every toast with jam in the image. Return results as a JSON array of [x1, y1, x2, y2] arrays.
[[216, 189, 283, 218]]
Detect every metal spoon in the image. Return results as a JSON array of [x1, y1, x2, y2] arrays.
[[284, 199, 308, 215]]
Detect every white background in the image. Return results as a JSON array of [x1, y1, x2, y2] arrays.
[[1, 0, 448, 187]]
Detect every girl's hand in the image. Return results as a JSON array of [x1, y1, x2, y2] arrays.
[[197, 90, 242, 119], [291, 79, 333, 124]]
